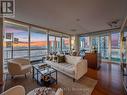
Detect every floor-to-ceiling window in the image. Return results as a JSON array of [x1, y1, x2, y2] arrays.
[[62, 36, 70, 52], [80, 36, 90, 51], [91, 36, 99, 52], [99, 35, 109, 60], [12, 27, 29, 59], [30, 27, 47, 61], [123, 27, 127, 62], [3, 22, 29, 72], [80, 36, 85, 51], [4, 22, 29, 60], [3, 20, 71, 63], [56, 37, 61, 52], [49, 35, 55, 53], [111, 32, 120, 63], [79, 31, 121, 63]]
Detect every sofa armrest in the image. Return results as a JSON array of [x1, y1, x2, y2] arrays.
[[8, 58, 30, 65], [19, 59, 30, 65], [74, 59, 87, 80]]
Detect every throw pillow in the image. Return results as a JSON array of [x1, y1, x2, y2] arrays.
[[49, 55, 53, 61], [72, 51, 77, 56], [52, 54, 57, 62], [57, 55, 65, 63], [54, 56, 57, 62]]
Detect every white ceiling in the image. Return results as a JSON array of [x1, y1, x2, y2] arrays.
[[11, 0, 127, 35]]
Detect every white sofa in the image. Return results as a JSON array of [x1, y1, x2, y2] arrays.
[[45, 55, 87, 80], [8, 58, 32, 78]]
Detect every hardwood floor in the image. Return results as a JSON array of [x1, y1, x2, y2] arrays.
[[0, 61, 125, 95], [86, 62, 124, 95], [0, 83, 4, 94]]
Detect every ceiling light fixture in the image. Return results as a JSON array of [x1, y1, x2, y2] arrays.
[[107, 19, 121, 28]]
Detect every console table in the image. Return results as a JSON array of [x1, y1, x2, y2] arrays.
[[84, 52, 101, 69]]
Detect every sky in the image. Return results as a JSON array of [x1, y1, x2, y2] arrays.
[[5, 27, 47, 42], [4, 27, 69, 47]]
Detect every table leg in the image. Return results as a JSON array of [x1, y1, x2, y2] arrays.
[[37, 70, 38, 83], [56, 71, 57, 84], [32, 67, 34, 79]]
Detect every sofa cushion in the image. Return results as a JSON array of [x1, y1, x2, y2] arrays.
[[45, 60, 60, 69], [63, 64, 75, 75], [65, 55, 81, 65], [45, 60, 75, 75], [57, 63, 72, 70]]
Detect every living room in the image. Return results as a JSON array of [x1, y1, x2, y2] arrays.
[[0, 0, 127, 95]]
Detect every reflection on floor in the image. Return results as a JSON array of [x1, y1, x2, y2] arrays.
[[86, 62, 124, 95]]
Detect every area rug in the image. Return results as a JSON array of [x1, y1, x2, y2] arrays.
[[4, 72, 97, 95]]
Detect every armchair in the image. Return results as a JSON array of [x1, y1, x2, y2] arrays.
[[8, 58, 32, 78], [0, 85, 25, 95]]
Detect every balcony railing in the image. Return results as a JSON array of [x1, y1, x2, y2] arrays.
[[4, 48, 47, 62]]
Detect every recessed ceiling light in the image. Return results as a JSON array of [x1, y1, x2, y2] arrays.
[[107, 19, 121, 28], [76, 18, 80, 22], [71, 29, 77, 32]]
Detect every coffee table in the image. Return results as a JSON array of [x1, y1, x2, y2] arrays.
[[32, 64, 57, 86]]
